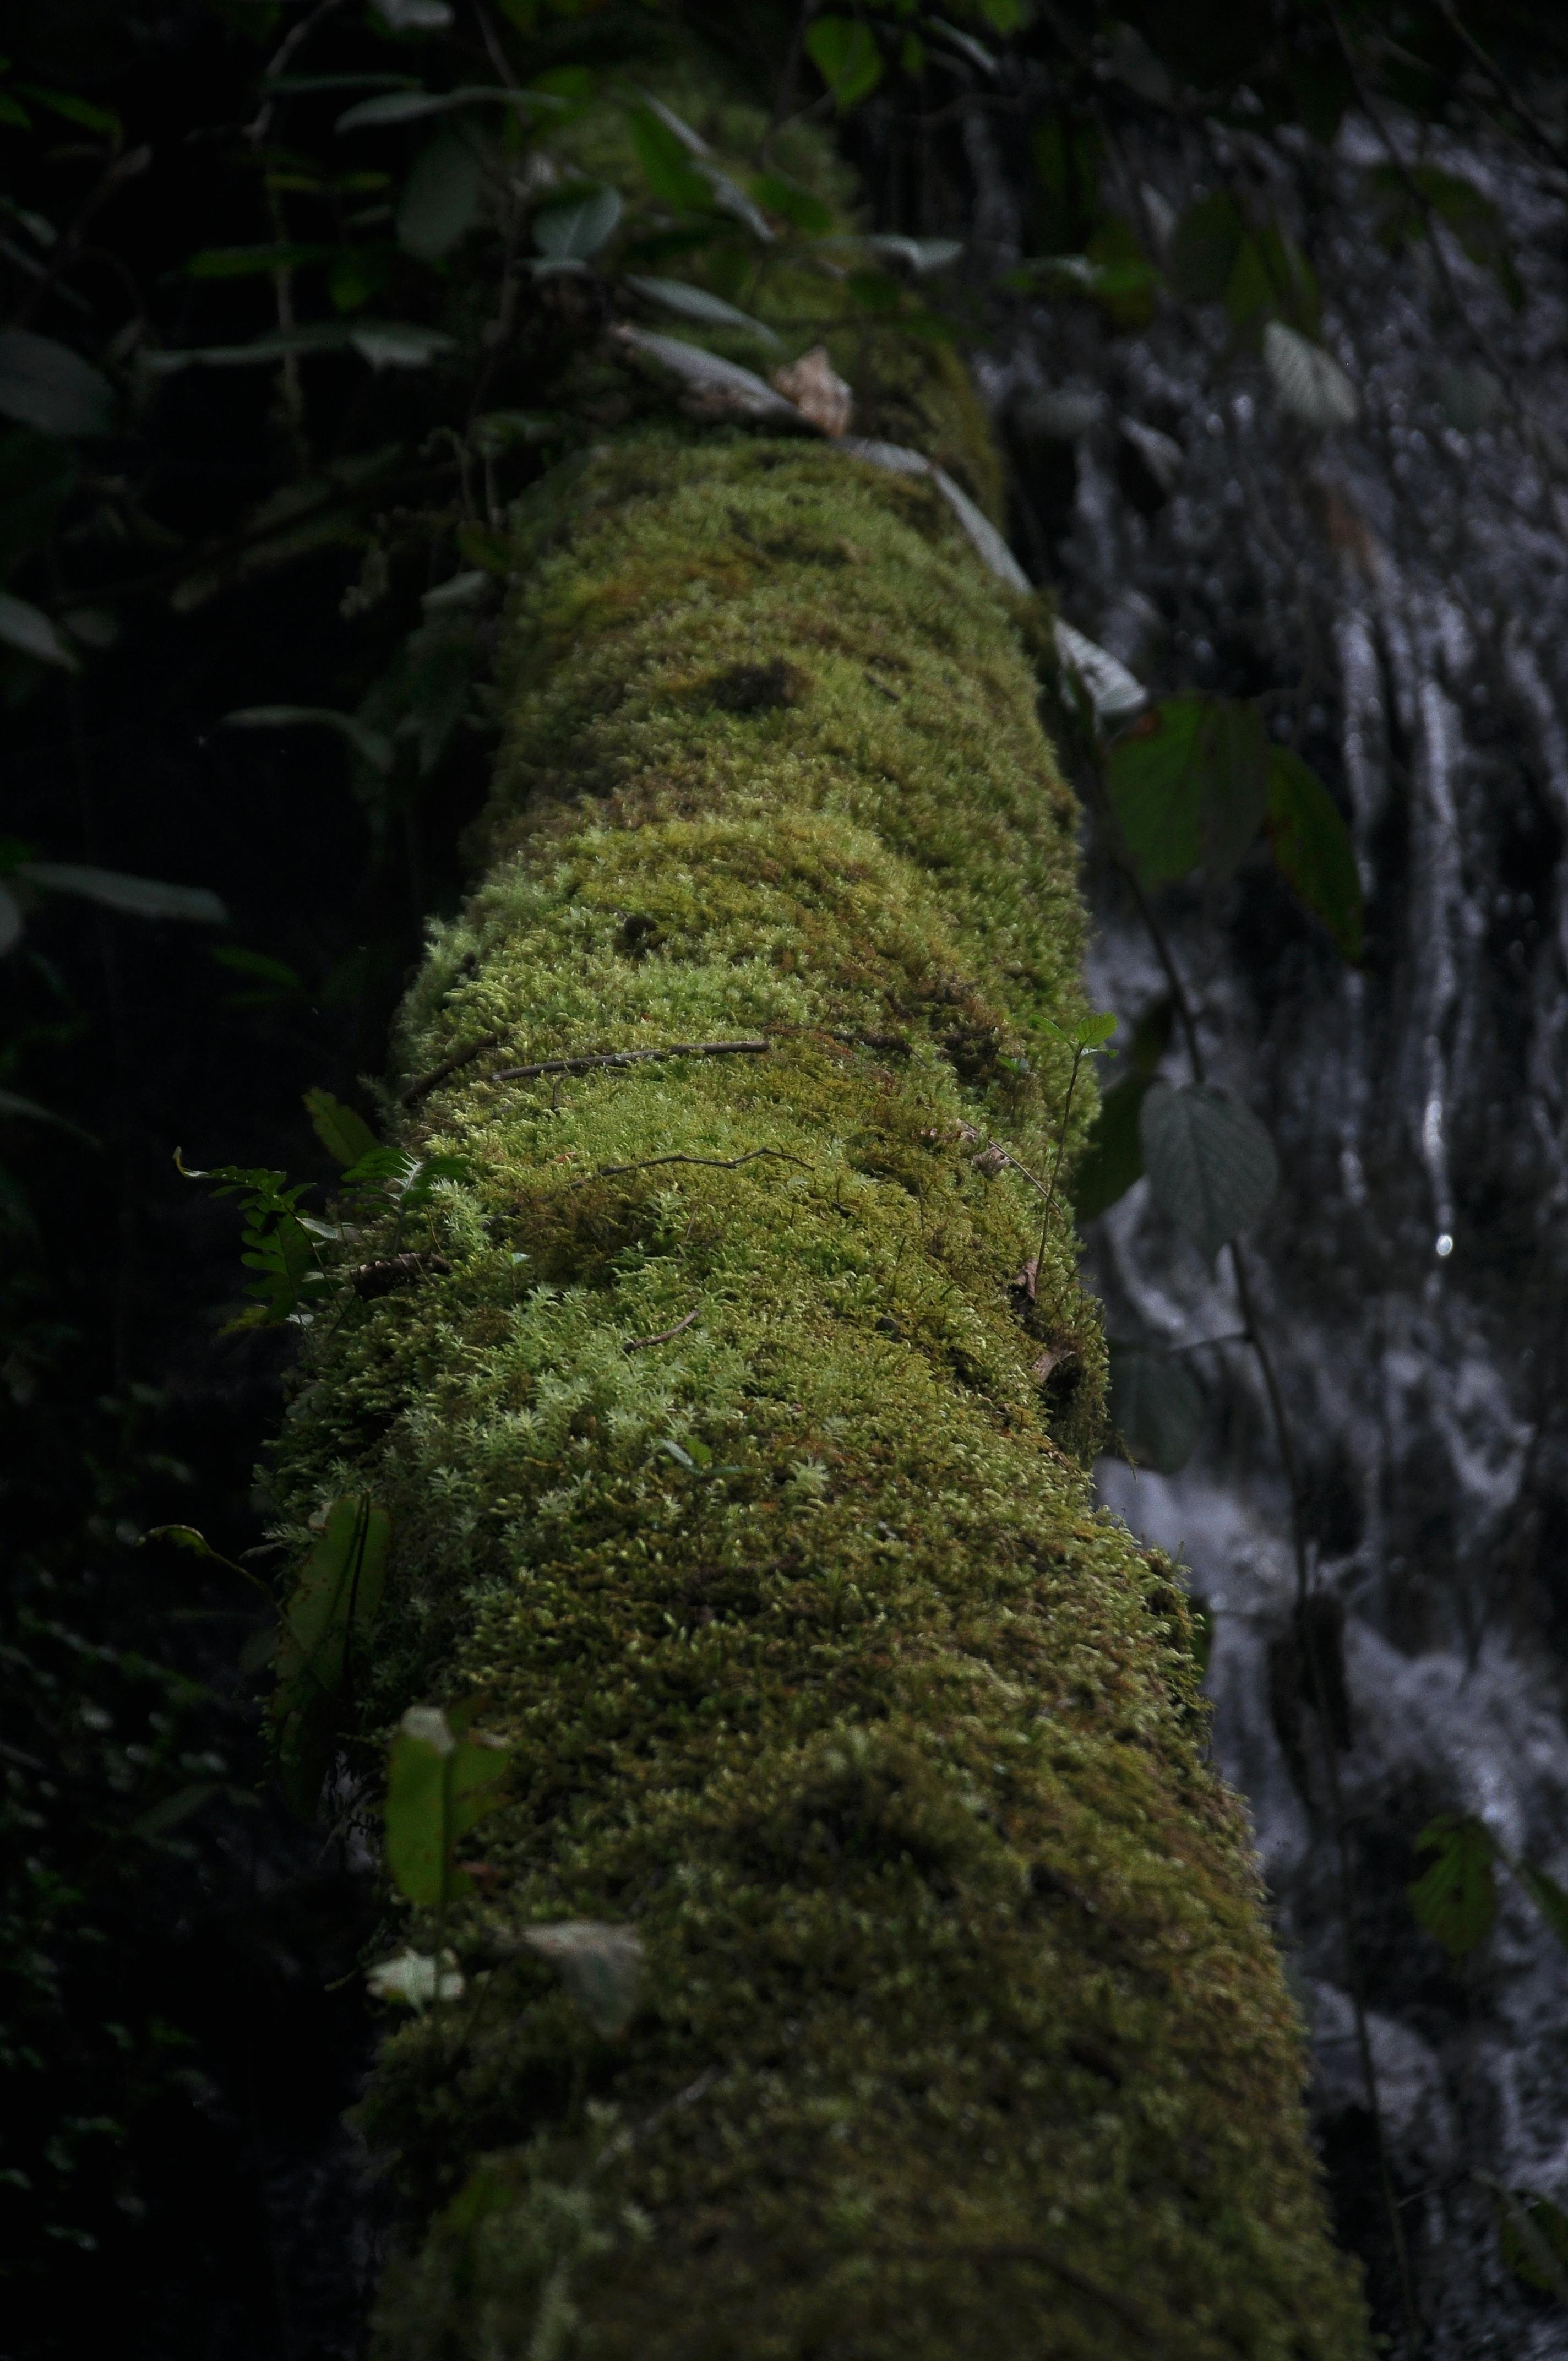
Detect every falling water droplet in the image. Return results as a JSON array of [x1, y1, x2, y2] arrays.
[[1435, 1232, 1454, 1258]]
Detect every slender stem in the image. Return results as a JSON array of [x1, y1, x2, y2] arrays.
[[1035, 1044, 1084, 1279]]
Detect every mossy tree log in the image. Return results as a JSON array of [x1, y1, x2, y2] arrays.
[[275, 432, 1369, 2359]]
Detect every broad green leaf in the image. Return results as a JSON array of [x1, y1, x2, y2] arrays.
[[1107, 698, 1205, 879], [612, 326, 801, 425], [1407, 1814, 1497, 1961], [1107, 697, 1269, 885], [14, 84, 121, 138], [449, 1730, 510, 1841], [211, 945, 306, 1005], [627, 89, 709, 157], [1074, 1071, 1150, 1220], [1266, 747, 1363, 960], [627, 107, 711, 210], [625, 276, 780, 347], [1140, 1082, 1278, 1260], [222, 705, 394, 773], [1370, 164, 1522, 308], [1164, 192, 1245, 303], [384, 1702, 508, 1910], [1264, 322, 1357, 429], [1516, 1861, 1568, 1950], [1494, 2183, 1568, 2304], [397, 129, 482, 262], [805, 17, 884, 110], [148, 321, 456, 374], [751, 172, 834, 236], [695, 170, 772, 243], [532, 183, 623, 264], [0, 328, 113, 437], [19, 861, 226, 924], [271, 1496, 391, 1806], [336, 84, 553, 133], [385, 1709, 457, 1906], [0, 889, 23, 956], [303, 1087, 379, 1168], [522, 1921, 644, 2037], [1196, 699, 1270, 874], [1107, 1343, 1206, 1474], [0, 589, 77, 670]]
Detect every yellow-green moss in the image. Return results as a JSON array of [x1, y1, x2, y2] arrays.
[[271, 434, 1368, 2359]]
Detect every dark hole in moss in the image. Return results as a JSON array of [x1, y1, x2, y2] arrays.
[[708, 659, 808, 715], [617, 911, 662, 958], [937, 1025, 1000, 1083]]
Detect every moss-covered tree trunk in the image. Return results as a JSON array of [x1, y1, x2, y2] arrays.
[[277, 429, 1368, 2359]]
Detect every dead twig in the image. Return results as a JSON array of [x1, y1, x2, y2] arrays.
[[399, 1033, 501, 1107], [492, 1037, 770, 1084], [568, 1148, 809, 1190], [623, 1308, 700, 1353], [349, 1252, 450, 1298]]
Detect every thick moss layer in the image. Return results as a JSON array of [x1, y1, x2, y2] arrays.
[[275, 436, 1368, 2359]]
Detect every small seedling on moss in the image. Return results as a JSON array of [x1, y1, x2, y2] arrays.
[[1033, 1010, 1117, 1282]]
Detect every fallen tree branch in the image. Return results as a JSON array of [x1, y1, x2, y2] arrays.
[[623, 1307, 700, 1353], [492, 1037, 771, 1083], [569, 1147, 810, 1190]]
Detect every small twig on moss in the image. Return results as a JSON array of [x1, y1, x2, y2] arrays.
[[492, 1037, 771, 1084], [569, 1147, 809, 1190], [349, 1252, 451, 1298], [399, 1033, 501, 1106], [623, 1308, 699, 1353]]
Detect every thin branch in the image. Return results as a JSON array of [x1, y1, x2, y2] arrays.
[[623, 1307, 699, 1353], [492, 1038, 771, 1082], [400, 1032, 501, 1107], [568, 1147, 809, 1190]]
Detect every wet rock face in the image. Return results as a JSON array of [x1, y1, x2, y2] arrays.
[[970, 102, 1568, 2357]]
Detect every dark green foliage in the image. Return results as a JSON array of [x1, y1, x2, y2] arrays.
[[1140, 1082, 1279, 1264], [1407, 1815, 1498, 1962], [271, 1495, 391, 1814], [1266, 749, 1364, 962], [1073, 997, 1172, 1221], [383, 1702, 510, 1913], [1107, 1342, 1207, 1473]]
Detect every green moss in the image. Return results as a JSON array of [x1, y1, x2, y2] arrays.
[[269, 434, 1368, 2358]]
